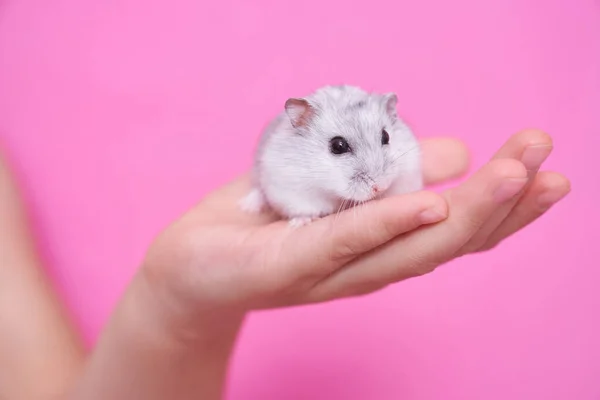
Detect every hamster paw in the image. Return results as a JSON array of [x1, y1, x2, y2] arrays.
[[288, 217, 316, 229], [239, 189, 266, 214]]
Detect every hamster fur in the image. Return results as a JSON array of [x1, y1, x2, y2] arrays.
[[240, 84, 423, 227]]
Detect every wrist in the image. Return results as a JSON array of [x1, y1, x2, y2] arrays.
[[70, 267, 245, 400], [135, 263, 246, 348]]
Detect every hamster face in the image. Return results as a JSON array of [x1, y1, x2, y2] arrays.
[[307, 99, 418, 203]]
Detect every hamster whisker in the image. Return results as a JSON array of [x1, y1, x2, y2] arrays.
[[327, 197, 349, 257], [333, 197, 349, 226], [330, 186, 358, 242], [360, 199, 377, 245], [351, 199, 360, 237], [355, 197, 372, 239], [388, 144, 419, 163], [388, 145, 420, 168]]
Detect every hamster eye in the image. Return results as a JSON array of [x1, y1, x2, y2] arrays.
[[381, 129, 390, 145], [329, 136, 351, 155]]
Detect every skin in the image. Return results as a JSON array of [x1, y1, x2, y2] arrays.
[[65, 130, 570, 400], [0, 152, 85, 400]]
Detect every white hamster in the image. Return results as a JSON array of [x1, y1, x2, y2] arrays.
[[240, 84, 423, 227]]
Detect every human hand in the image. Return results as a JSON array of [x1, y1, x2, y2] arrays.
[[70, 130, 570, 400], [142, 130, 570, 328]]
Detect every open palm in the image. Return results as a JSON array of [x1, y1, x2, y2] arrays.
[[144, 131, 570, 314]]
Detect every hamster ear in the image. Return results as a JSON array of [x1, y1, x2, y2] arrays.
[[285, 98, 315, 129], [382, 93, 398, 120]]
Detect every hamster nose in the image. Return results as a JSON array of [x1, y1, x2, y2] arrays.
[[372, 184, 380, 193]]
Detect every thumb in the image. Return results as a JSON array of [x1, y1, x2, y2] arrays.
[[279, 190, 449, 281]]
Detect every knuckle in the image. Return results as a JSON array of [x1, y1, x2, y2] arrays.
[[461, 236, 489, 254], [420, 190, 444, 206], [330, 275, 390, 301], [402, 246, 441, 278], [347, 282, 388, 299], [475, 240, 499, 254], [411, 259, 439, 277], [447, 215, 483, 243], [488, 158, 527, 179], [377, 215, 400, 241], [330, 240, 361, 263]]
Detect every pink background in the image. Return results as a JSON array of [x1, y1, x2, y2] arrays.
[[1, 0, 599, 398]]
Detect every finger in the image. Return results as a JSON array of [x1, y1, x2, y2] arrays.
[[308, 158, 528, 301], [420, 137, 470, 185], [458, 129, 553, 253], [476, 171, 571, 252], [274, 190, 449, 282]]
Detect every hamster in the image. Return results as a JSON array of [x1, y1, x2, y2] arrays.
[[240, 84, 423, 227]]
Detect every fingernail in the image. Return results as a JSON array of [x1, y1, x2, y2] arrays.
[[493, 178, 528, 203], [537, 189, 569, 210], [419, 208, 447, 224], [521, 145, 553, 171]]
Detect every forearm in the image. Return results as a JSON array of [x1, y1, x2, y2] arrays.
[[0, 259, 84, 400], [68, 269, 245, 400], [0, 158, 85, 399]]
